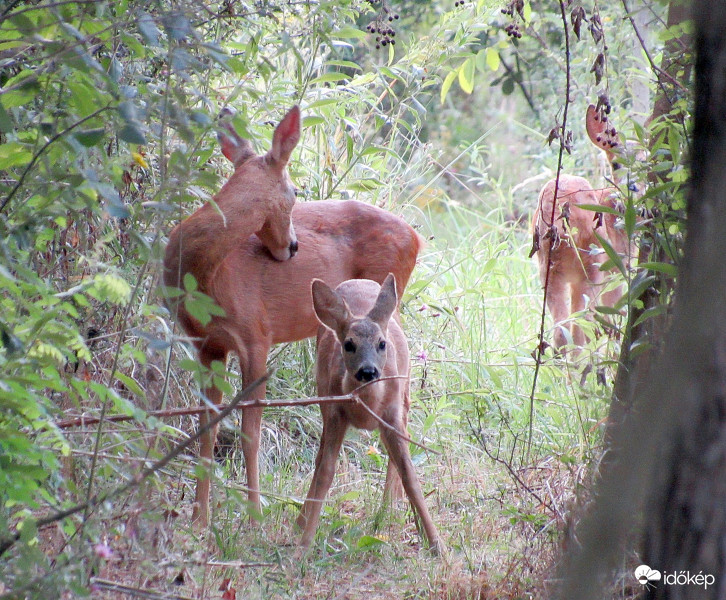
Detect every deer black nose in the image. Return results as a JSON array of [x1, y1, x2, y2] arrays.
[[289, 239, 298, 257], [355, 366, 379, 382]]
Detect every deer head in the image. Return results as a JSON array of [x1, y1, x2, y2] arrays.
[[217, 105, 301, 261], [312, 274, 398, 384]]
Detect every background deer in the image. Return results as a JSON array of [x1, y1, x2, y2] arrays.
[[297, 274, 441, 553], [532, 104, 643, 350], [163, 110, 423, 527]]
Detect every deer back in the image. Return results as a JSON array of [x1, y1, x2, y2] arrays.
[[181, 200, 422, 355]]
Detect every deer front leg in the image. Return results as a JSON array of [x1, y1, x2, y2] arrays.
[[382, 392, 407, 503], [240, 342, 270, 519], [193, 350, 227, 528], [380, 423, 441, 555], [297, 412, 348, 548]]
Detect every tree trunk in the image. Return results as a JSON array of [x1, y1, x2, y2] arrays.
[[556, 1, 726, 598]]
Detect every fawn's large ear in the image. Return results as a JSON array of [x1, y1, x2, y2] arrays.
[[266, 105, 301, 168], [586, 104, 619, 156], [312, 279, 352, 340], [217, 108, 255, 166], [367, 273, 397, 329]]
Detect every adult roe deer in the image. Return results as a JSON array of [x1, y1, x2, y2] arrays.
[[297, 274, 441, 553], [163, 108, 423, 526], [532, 104, 643, 350]]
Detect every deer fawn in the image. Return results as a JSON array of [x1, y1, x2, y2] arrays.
[[163, 108, 423, 527], [532, 104, 643, 350], [297, 274, 441, 553]]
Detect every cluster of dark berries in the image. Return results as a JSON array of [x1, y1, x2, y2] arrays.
[[504, 23, 522, 38], [453, 0, 469, 7], [366, 21, 397, 48], [501, 0, 524, 18], [366, 1, 399, 49], [596, 94, 612, 114]]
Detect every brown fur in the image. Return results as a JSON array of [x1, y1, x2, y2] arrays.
[[297, 275, 441, 553], [165, 195, 423, 525], [533, 104, 639, 350]]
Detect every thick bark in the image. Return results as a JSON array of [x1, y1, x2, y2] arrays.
[[641, 4, 726, 597], [556, 2, 726, 598]]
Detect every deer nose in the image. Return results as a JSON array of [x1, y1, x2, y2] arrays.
[[355, 366, 379, 382], [289, 239, 298, 257]]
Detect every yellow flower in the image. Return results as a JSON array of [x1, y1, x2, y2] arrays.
[[132, 152, 149, 169]]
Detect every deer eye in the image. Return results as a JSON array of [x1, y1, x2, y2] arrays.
[[612, 161, 622, 171], [343, 340, 356, 353], [378, 340, 386, 351]]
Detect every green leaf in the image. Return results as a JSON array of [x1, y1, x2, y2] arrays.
[[184, 298, 211, 326], [356, 535, 386, 550], [502, 76, 514, 95], [137, 12, 161, 46], [594, 232, 625, 277], [440, 70, 457, 104], [309, 72, 349, 85], [638, 261, 678, 277], [0, 102, 12, 133], [118, 123, 147, 145], [183, 273, 198, 292], [594, 305, 622, 315], [485, 47, 500, 71], [333, 26, 366, 39], [74, 127, 106, 147], [115, 373, 146, 399], [458, 57, 475, 94], [0, 142, 31, 169], [302, 116, 325, 128]]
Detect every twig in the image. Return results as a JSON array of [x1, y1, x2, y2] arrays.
[[55, 393, 360, 429], [467, 415, 555, 514], [89, 578, 196, 600], [621, 0, 688, 96], [527, 0, 573, 461], [0, 375, 268, 558], [351, 395, 442, 456], [54, 375, 409, 429], [498, 52, 538, 117]]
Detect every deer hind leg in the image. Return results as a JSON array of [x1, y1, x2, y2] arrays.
[[380, 415, 441, 554], [571, 258, 608, 348], [193, 348, 228, 528], [542, 265, 572, 350], [238, 341, 271, 519], [297, 410, 348, 548]]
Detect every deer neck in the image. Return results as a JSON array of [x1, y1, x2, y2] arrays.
[[166, 181, 267, 291]]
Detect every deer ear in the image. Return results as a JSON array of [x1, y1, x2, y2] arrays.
[[218, 125, 254, 166], [312, 279, 351, 340], [266, 105, 301, 167], [367, 273, 397, 328], [586, 104, 619, 155]]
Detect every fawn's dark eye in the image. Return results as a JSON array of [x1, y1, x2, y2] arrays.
[[378, 340, 386, 351], [612, 161, 622, 171], [344, 340, 356, 353]]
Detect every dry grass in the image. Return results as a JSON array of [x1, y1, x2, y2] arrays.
[[56, 425, 593, 600]]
